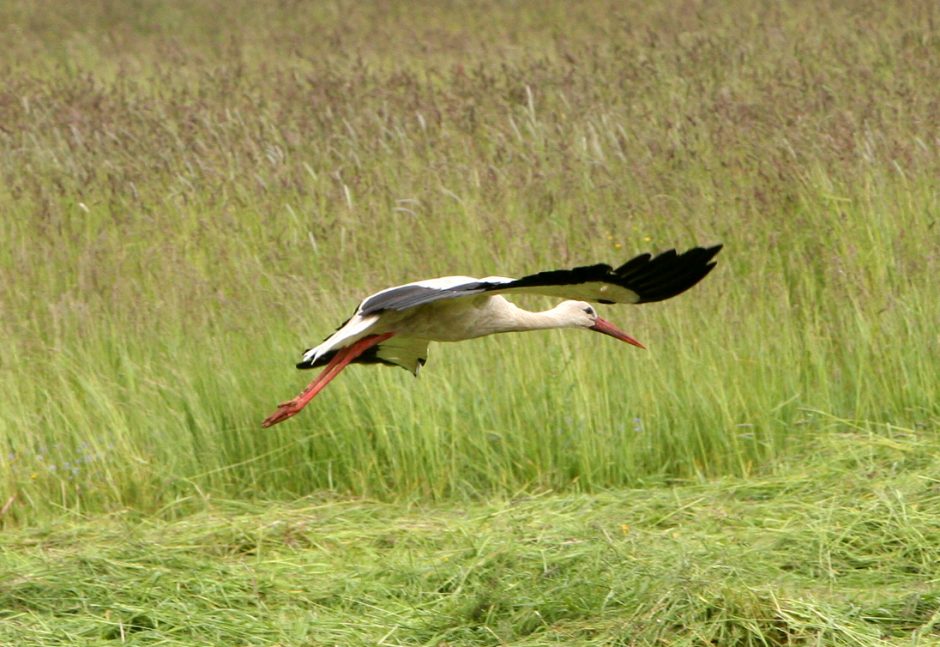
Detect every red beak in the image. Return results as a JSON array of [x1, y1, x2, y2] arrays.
[[590, 317, 646, 349]]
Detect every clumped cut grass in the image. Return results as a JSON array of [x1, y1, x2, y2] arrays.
[[2, 432, 939, 645], [1, 0, 938, 521]]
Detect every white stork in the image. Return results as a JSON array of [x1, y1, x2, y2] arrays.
[[262, 244, 722, 427]]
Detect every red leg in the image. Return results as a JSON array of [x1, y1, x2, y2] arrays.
[[261, 333, 395, 428]]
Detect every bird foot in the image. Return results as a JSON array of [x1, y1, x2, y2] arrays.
[[261, 399, 303, 428]]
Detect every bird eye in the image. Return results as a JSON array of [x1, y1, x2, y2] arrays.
[[583, 306, 595, 316]]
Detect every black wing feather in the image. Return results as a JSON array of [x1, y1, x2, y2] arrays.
[[359, 281, 493, 315], [615, 245, 721, 303], [491, 245, 722, 304], [494, 263, 615, 293]]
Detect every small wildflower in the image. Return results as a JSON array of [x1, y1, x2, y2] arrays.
[[643, 235, 652, 242], [620, 523, 630, 535]]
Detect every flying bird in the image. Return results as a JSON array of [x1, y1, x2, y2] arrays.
[[262, 244, 722, 427]]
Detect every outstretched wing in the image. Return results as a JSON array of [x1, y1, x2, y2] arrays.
[[357, 245, 723, 315], [297, 335, 429, 375], [498, 244, 723, 305]]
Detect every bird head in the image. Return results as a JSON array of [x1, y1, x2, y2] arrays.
[[559, 300, 646, 349]]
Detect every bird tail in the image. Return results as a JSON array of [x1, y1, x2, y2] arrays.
[[296, 346, 322, 369], [296, 345, 379, 370]]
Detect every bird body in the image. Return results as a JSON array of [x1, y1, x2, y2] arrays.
[[262, 245, 722, 427]]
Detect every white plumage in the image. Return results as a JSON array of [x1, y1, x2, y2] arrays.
[[263, 245, 721, 427]]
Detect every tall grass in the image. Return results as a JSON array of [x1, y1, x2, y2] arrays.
[[1, 0, 938, 522]]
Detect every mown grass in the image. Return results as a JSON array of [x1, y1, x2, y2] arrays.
[[1, 0, 938, 522], [2, 431, 939, 645]]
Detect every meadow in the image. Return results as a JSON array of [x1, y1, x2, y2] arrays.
[[1, 1, 938, 643]]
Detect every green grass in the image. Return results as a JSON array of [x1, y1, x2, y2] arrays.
[[1, 0, 937, 517], [3, 432, 939, 645], [0, 1, 938, 642]]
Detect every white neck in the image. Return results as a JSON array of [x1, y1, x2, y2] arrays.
[[489, 298, 577, 334], [402, 296, 585, 342]]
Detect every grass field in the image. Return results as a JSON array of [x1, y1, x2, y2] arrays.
[[1, 0, 938, 643], [3, 432, 940, 645]]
